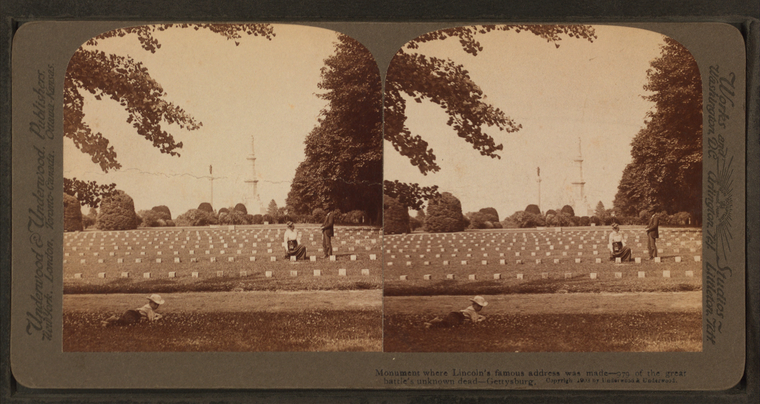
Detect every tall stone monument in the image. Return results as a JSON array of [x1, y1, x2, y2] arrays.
[[571, 137, 590, 216], [244, 136, 264, 215]]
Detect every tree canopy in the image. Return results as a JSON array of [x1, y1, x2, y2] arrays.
[[383, 25, 597, 209], [64, 24, 274, 205], [613, 37, 702, 219], [286, 34, 383, 223]]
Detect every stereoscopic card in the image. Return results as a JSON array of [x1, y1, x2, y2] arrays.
[[8, 19, 752, 394]]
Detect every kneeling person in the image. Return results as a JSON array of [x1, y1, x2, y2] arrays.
[[283, 221, 307, 260]]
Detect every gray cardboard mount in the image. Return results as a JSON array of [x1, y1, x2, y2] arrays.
[[11, 21, 746, 390]]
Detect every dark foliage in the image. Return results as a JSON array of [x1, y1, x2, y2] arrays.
[[384, 196, 411, 235]]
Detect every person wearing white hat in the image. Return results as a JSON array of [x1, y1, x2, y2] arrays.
[[283, 221, 307, 260], [101, 294, 165, 327], [424, 296, 488, 329]]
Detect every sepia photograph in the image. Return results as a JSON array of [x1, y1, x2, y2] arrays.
[[61, 23, 384, 352], [382, 24, 704, 352]]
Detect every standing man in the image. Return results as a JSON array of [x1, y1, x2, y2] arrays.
[[321, 208, 335, 258], [645, 210, 659, 260]]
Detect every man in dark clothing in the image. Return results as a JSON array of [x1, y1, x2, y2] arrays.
[[646, 211, 660, 260], [321, 209, 334, 258]]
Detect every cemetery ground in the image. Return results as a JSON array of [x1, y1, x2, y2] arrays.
[[63, 225, 383, 351], [383, 227, 703, 352]]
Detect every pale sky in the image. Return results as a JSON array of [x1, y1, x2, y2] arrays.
[[66, 24, 670, 221], [384, 25, 667, 218], [64, 24, 339, 216]]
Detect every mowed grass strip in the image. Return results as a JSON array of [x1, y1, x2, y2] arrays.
[[383, 312, 701, 352], [64, 310, 382, 352]]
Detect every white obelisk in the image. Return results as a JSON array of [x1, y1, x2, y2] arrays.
[[571, 138, 586, 215], [244, 136, 263, 214]]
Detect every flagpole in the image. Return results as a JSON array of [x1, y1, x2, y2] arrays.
[[209, 165, 214, 211]]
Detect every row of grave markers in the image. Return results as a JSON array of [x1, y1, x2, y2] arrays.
[[398, 270, 695, 281], [66, 253, 378, 265], [386, 256, 701, 266], [72, 268, 372, 279]]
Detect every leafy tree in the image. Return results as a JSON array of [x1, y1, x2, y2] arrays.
[[594, 201, 606, 220], [614, 37, 702, 220], [82, 207, 97, 229], [311, 208, 327, 224], [424, 192, 465, 233], [63, 194, 84, 232], [415, 209, 426, 221], [382, 180, 439, 211], [267, 200, 279, 219], [63, 177, 116, 209], [286, 34, 382, 224], [384, 25, 596, 208], [64, 24, 274, 203], [383, 196, 411, 235], [96, 190, 140, 230]]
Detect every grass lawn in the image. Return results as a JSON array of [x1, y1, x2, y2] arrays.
[[383, 311, 702, 352]]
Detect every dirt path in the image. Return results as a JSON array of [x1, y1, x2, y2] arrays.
[[64, 290, 382, 313], [384, 291, 701, 315]]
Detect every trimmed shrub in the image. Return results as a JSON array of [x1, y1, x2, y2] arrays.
[[561, 205, 575, 217], [175, 209, 219, 226], [198, 202, 214, 213], [220, 210, 248, 225], [151, 205, 172, 220], [590, 216, 602, 226], [383, 195, 410, 235], [467, 211, 496, 229], [546, 212, 573, 227], [546, 209, 557, 216], [262, 214, 274, 224], [479, 207, 500, 222], [252, 214, 263, 224], [424, 192, 465, 233], [492, 221, 503, 229], [63, 193, 83, 232], [138, 209, 163, 227], [96, 190, 139, 230], [234, 203, 248, 215], [525, 204, 541, 215], [579, 216, 590, 226], [507, 211, 545, 228], [219, 207, 230, 215]]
